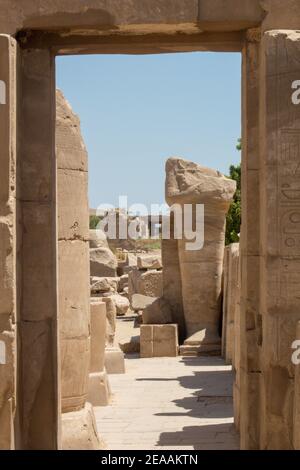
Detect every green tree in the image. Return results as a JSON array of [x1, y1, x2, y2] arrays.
[[90, 215, 101, 229], [225, 142, 241, 245]]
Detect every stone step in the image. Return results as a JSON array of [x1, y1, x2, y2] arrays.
[[179, 344, 221, 357]]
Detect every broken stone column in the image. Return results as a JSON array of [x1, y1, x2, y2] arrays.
[[102, 297, 125, 374], [222, 243, 240, 364], [166, 157, 236, 354], [162, 214, 185, 342], [56, 90, 102, 449], [90, 229, 118, 277], [88, 300, 111, 406], [0, 35, 17, 450]]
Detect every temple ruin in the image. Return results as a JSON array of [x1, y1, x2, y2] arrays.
[[0, 0, 300, 451]]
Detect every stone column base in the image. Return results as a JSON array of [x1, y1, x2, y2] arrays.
[[105, 347, 125, 374], [88, 370, 112, 406], [179, 331, 221, 356], [62, 402, 105, 450]]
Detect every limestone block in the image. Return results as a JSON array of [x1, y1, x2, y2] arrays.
[[91, 276, 119, 294], [88, 372, 111, 407], [101, 297, 117, 347], [90, 247, 118, 277], [88, 301, 111, 407], [129, 268, 163, 299], [143, 297, 172, 324], [57, 168, 89, 240], [59, 241, 90, 339], [61, 337, 90, 413], [139, 270, 163, 298], [137, 254, 162, 270], [89, 229, 108, 249], [105, 348, 126, 374], [62, 403, 104, 450], [131, 294, 154, 312], [56, 89, 88, 171], [166, 157, 236, 353], [119, 274, 129, 292], [89, 301, 107, 373], [110, 293, 130, 316], [140, 324, 178, 358]]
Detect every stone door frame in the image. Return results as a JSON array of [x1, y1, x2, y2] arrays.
[[1, 0, 299, 450]]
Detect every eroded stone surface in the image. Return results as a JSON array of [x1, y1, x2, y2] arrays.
[[166, 157, 235, 352], [57, 90, 100, 448], [0, 35, 16, 450]]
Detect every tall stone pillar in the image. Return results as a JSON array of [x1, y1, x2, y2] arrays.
[[0, 35, 17, 450], [259, 30, 300, 449], [88, 300, 111, 406], [239, 31, 262, 450], [166, 158, 236, 354], [18, 47, 59, 450], [56, 90, 101, 449]]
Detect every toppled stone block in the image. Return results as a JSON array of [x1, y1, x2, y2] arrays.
[[140, 324, 178, 358], [89, 229, 109, 249], [118, 274, 129, 292], [129, 268, 163, 299], [137, 254, 162, 270], [90, 247, 118, 277], [143, 297, 172, 324], [131, 294, 154, 312], [91, 277, 119, 294], [110, 293, 130, 316]]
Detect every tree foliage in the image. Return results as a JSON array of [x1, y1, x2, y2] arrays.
[[90, 215, 101, 229], [225, 143, 241, 245]]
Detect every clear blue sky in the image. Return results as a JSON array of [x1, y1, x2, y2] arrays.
[[56, 52, 241, 211]]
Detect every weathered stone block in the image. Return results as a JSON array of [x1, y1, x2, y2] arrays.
[[140, 324, 178, 358], [90, 247, 118, 277], [61, 402, 104, 450], [137, 254, 162, 270], [105, 347, 125, 374]]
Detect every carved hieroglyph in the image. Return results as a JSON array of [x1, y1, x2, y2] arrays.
[[165, 157, 236, 352]]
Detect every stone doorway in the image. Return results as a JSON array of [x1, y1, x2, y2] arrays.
[[1, 0, 300, 451]]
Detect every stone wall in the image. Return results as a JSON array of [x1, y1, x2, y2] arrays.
[[0, 35, 16, 450], [222, 244, 239, 364]]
